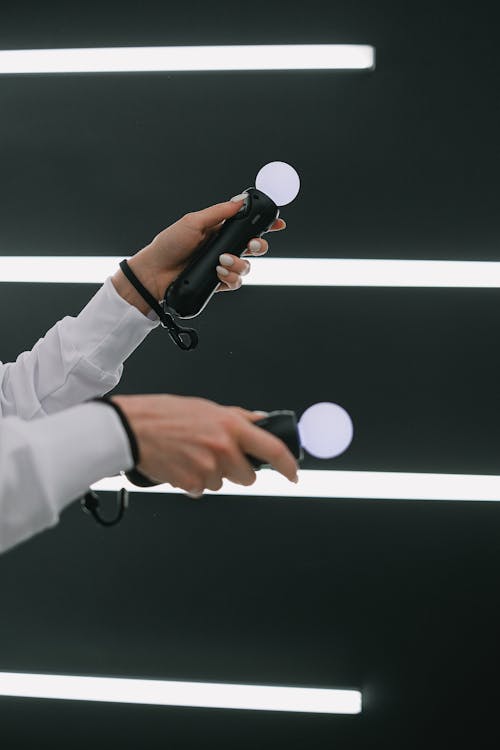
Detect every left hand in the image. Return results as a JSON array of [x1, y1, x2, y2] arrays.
[[112, 198, 286, 315]]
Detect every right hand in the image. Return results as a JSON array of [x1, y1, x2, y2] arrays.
[[111, 394, 299, 496]]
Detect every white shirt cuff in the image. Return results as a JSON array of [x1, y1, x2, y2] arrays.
[[68, 276, 160, 375], [31, 400, 134, 517], [0, 401, 134, 553]]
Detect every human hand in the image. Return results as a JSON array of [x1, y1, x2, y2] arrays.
[[112, 393, 299, 495], [111, 197, 286, 315]]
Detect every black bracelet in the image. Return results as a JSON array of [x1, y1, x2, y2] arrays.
[[93, 395, 140, 467], [119, 259, 165, 322], [94, 397, 158, 487]]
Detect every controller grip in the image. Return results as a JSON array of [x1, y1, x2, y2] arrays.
[[164, 188, 278, 319]]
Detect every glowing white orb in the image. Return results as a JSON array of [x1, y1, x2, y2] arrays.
[[255, 161, 300, 206], [298, 402, 354, 459]]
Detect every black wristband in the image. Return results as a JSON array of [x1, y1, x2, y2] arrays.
[[92, 397, 159, 487], [119, 259, 198, 351], [119, 259, 164, 320], [93, 396, 140, 467]]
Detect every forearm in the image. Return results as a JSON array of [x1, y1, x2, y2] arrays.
[[0, 277, 159, 420], [0, 401, 133, 554], [111, 246, 177, 316]]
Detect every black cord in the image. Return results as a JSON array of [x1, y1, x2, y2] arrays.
[[80, 397, 142, 527], [80, 396, 161, 526], [81, 487, 128, 527], [119, 259, 198, 351]]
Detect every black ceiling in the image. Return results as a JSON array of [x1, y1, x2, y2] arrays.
[[1, 1, 500, 748]]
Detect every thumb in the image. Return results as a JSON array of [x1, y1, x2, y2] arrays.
[[228, 407, 269, 423], [191, 197, 246, 230], [250, 410, 270, 422]]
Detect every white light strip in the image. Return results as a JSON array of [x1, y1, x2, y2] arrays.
[[0, 672, 360, 714], [93, 469, 500, 502], [0, 45, 375, 74], [246, 258, 500, 288], [2, 257, 500, 288], [0, 257, 123, 284]]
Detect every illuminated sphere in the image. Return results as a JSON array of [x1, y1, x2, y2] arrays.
[[255, 161, 301, 206], [298, 402, 354, 459]]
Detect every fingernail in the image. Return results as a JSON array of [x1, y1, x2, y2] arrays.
[[241, 260, 251, 276], [216, 265, 230, 277], [219, 253, 234, 267], [292, 474, 299, 484], [230, 193, 248, 203], [253, 410, 269, 417], [248, 239, 261, 253]]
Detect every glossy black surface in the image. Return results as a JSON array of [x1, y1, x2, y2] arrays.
[[165, 189, 278, 318]]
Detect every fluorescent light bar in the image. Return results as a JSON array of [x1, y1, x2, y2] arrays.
[[0, 45, 375, 74], [0, 672, 361, 714], [0, 256, 122, 284], [93, 469, 500, 502], [2, 257, 500, 287], [246, 258, 500, 288]]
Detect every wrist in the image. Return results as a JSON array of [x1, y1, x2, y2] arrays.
[[111, 250, 176, 316], [95, 396, 140, 467], [110, 395, 160, 485], [111, 265, 152, 316]]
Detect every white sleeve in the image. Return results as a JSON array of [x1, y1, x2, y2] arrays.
[[0, 276, 159, 420], [0, 400, 134, 555]]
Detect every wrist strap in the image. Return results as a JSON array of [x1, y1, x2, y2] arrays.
[[94, 396, 159, 487], [80, 396, 158, 526], [93, 396, 140, 467], [119, 259, 198, 351]]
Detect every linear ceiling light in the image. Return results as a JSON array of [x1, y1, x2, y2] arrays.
[[0, 672, 361, 714], [1, 257, 500, 287], [245, 258, 500, 288], [92, 469, 500, 502], [0, 262, 500, 289], [0, 45, 375, 74]]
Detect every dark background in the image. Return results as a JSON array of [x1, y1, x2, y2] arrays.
[[1, 1, 500, 747]]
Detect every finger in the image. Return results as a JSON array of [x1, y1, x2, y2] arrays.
[[241, 238, 268, 257], [268, 218, 286, 232], [218, 254, 252, 275], [215, 266, 243, 291], [220, 449, 257, 487], [190, 199, 246, 231], [239, 422, 299, 483], [249, 410, 270, 420], [205, 477, 224, 492], [227, 407, 269, 422], [216, 281, 242, 292]]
